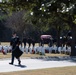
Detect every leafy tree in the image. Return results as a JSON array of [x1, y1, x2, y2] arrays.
[[27, 0, 76, 56], [0, 0, 76, 56]]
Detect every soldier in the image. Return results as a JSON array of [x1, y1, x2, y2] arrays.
[[9, 32, 23, 65], [27, 37, 32, 48], [23, 37, 27, 48], [32, 38, 35, 47]]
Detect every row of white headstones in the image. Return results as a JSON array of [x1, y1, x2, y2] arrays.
[[0, 45, 73, 55]]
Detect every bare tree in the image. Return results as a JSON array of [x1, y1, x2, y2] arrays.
[[6, 10, 28, 40]]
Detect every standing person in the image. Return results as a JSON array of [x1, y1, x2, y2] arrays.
[[9, 32, 23, 65], [23, 37, 27, 48], [27, 37, 32, 48], [49, 38, 53, 47], [32, 38, 35, 47], [40, 38, 44, 46]]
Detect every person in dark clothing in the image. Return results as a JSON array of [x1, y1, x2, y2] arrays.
[[27, 37, 32, 48], [9, 32, 22, 65], [32, 38, 35, 47], [40, 39, 44, 46], [23, 37, 27, 48], [49, 38, 53, 47], [62, 36, 67, 46]]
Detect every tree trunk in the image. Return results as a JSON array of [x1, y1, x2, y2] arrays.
[[57, 26, 61, 47], [70, 25, 76, 56]]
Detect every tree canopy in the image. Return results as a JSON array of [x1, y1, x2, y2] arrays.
[[0, 0, 76, 56]]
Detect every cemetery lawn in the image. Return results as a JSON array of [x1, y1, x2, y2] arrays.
[[0, 53, 76, 75], [0, 66, 76, 75], [0, 42, 76, 75]]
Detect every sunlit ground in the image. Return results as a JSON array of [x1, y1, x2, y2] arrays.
[[0, 42, 76, 75]]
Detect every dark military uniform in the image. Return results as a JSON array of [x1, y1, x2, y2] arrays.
[[23, 37, 27, 48], [9, 36, 23, 65]]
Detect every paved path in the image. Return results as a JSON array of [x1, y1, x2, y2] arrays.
[[0, 56, 76, 73]]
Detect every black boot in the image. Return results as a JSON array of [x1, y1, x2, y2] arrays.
[[9, 62, 13, 65], [17, 58, 21, 65], [18, 60, 21, 65]]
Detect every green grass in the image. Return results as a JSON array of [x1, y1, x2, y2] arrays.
[[0, 66, 76, 75], [0, 53, 75, 75], [0, 42, 76, 75]]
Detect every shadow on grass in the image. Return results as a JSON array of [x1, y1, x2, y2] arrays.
[[31, 56, 76, 63]]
